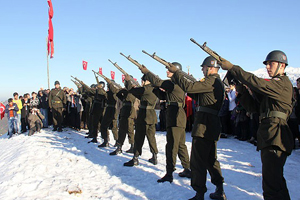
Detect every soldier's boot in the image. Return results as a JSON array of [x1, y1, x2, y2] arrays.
[[85, 134, 93, 138], [178, 168, 191, 178], [109, 143, 122, 156], [148, 153, 158, 165], [209, 184, 227, 200], [157, 172, 173, 183], [88, 138, 98, 143], [189, 193, 204, 200], [57, 127, 63, 132], [123, 156, 139, 167], [98, 140, 109, 148], [52, 127, 57, 131], [125, 144, 134, 153]]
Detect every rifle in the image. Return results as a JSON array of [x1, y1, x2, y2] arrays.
[[190, 38, 238, 86], [142, 50, 197, 82], [190, 38, 221, 62], [71, 76, 93, 93], [92, 70, 122, 90], [120, 52, 143, 69], [108, 59, 141, 87], [93, 71, 100, 85], [71, 79, 81, 88]]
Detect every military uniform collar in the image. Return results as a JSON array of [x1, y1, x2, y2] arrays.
[[207, 73, 220, 78]]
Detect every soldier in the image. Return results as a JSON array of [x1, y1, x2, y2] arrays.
[[98, 80, 121, 147], [219, 50, 293, 200], [48, 81, 66, 132], [166, 56, 226, 200], [138, 62, 191, 183], [89, 81, 107, 143], [123, 74, 159, 166], [83, 84, 96, 138], [109, 78, 136, 155]]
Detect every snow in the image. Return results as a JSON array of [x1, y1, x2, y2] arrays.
[[0, 129, 299, 200]]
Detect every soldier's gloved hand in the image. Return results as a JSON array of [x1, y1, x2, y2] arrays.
[[218, 57, 234, 70], [124, 73, 131, 81], [139, 65, 149, 74], [166, 62, 178, 73]]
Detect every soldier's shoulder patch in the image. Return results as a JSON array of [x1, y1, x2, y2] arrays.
[[200, 78, 205, 82]]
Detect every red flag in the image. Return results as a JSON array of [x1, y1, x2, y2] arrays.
[[47, 0, 53, 18], [47, 0, 54, 59], [111, 71, 115, 80], [122, 74, 125, 82], [83, 61, 88, 70], [99, 67, 102, 75], [0, 102, 5, 120]]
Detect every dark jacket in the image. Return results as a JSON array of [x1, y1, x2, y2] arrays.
[[49, 87, 67, 109], [145, 72, 186, 128], [229, 65, 293, 154], [38, 91, 49, 109], [172, 71, 224, 140]]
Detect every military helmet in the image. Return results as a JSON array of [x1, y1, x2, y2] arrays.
[[201, 56, 220, 68], [54, 80, 60, 85], [171, 62, 182, 70], [263, 50, 288, 66]]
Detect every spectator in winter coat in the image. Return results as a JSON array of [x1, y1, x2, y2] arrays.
[[5, 98, 19, 138], [38, 89, 49, 128], [67, 89, 83, 130], [21, 94, 31, 132], [227, 80, 237, 135]]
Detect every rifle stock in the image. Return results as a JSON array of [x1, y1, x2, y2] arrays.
[[108, 59, 141, 87], [190, 38, 221, 62]]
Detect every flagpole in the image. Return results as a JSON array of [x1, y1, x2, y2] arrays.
[[46, 37, 50, 89]]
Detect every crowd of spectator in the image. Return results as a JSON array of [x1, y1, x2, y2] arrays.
[[3, 79, 300, 150]]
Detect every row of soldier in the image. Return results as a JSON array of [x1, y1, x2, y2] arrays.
[[49, 43, 292, 200]]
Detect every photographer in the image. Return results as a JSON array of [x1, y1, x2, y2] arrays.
[[28, 107, 44, 136]]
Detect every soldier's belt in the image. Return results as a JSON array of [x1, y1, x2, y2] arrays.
[[259, 111, 288, 122], [52, 101, 61, 104], [196, 106, 219, 115], [139, 105, 155, 109], [123, 102, 133, 106], [106, 104, 116, 108], [166, 102, 183, 108]]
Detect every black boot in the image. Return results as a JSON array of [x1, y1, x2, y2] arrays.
[[189, 193, 204, 200], [85, 134, 93, 138], [123, 156, 139, 167], [209, 184, 227, 200], [52, 127, 57, 131], [157, 173, 173, 183], [57, 127, 63, 132], [125, 144, 134, 153], [178, 168, 191, 178], [98, 141, 109, 148], [88, 138, 98, 143], [148, 154, 158, 165], [109, 144, 122, 155]]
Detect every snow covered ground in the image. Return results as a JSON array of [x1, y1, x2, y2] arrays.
[[0, 128, 299, 200]]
